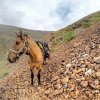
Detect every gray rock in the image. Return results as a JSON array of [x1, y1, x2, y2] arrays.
[[85, 69, 93, 76], [80, 81, 88, 87], [53, 88, 63, 96], [63, 83, 68, 89], [94, 56, 100, 64]]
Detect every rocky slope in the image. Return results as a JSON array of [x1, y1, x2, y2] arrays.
[[49, 11, 100, 46], [0, 21, 100, 100]]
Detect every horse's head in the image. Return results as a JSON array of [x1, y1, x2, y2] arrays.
[[8, 29, 27, 63]]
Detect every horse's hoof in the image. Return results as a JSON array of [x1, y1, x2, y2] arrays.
[[38, 83, 41, 86], [43, 62, 47, 65], [31, 83, 34, 86]]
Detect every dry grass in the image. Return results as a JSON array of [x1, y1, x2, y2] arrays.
[[0, 53, 11, 79]]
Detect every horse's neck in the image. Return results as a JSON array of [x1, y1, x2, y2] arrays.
[[27, 37, 37, 48], [27, 37, 39, 57], [26, 37, 43, 63]]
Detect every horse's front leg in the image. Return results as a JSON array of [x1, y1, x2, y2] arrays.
[[37, 70, 41, 85], [30, 69, 34, 85]]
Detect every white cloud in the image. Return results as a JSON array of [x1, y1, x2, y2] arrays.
[[0, 0, 100, 31]]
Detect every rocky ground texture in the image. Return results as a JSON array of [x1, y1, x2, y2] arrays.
[[0, 22, 100, 100]]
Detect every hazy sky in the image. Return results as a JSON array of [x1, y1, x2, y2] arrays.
[[0, 0, 100, 30]]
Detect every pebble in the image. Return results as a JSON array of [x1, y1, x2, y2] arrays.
[[85, 69, 92, 76], [80, 81, 88, 87]]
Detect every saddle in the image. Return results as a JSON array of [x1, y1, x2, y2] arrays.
[[36, 41, 50, 59]]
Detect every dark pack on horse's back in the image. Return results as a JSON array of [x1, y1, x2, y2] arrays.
[[36, 41, 50, 64]]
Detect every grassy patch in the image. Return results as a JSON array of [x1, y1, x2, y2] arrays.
[[64, 31, 74, 42], [0, 61, 11, 79], [0, 52, 8, 61], [91, 14, 100, 23], [81, 13, 100, 28], [0, 53, 11, 79], [82, 21, 91, 28]]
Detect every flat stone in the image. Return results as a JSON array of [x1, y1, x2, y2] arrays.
[[45, 89, 51, 95], [73, 42, 82, 48], [52, 76, 59, 81], [80, 81, 88, 87], [53, 88, 63, 96], [66, 63, 72, 68], [61, 77, 69, 84], [85, 69, 92, 76], [94, 56, 100, 64], [55, 84, 62, 89], [89, 82, 100, 89], [90, 42, 96, 49], [95, 72, 100, 78], [70, 84, 75, 91], [63, 83, 68, 89], [82, 54, 89, 59]]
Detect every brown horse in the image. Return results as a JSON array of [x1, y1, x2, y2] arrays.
[[8, 29, 43, 85]]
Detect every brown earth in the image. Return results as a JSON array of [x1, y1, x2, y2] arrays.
[[0, 22, 100, 100]]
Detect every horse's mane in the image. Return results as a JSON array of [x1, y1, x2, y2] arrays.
[[26, 34, 43, 64], [26, 35, 37, 46]]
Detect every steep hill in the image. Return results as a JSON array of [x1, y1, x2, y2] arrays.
[[0, 20, 100, 100], [0, 11, 100, 100], [49, 11, 100, 47]]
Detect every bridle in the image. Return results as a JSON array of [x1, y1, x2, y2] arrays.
[[9, 37, 28, 59]]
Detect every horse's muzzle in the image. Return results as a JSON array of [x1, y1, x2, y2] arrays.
[[7, 57, 17, 63]]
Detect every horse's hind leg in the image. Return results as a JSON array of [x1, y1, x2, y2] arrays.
[[30, 69, 34, 85], [37, 70, 41, 85], [30, 63, 42, 86]]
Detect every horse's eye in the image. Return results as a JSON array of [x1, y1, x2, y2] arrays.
[[16, 41, 19, 45]]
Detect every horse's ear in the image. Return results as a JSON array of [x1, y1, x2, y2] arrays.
[[19, 29, 24, 39], [19, 29, 23, 36], [16, 32, 19, 37]]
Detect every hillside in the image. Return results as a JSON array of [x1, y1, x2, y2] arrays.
[[0, 25, 52, 53], [0, 20, 100, 100], [49, 11, 100, 47], [0, 11, 100, 100]]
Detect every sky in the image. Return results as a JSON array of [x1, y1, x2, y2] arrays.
[[0, 0, 100, 31]]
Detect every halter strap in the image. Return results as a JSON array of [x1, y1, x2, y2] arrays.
[[10, 48, 18, 54], [9, 37, 27, 54]]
